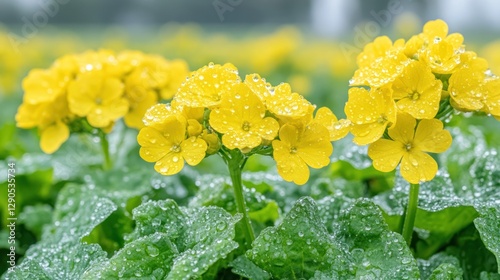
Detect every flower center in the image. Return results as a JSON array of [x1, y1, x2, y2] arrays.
[[95, 97, 103, 105], [377, 114, 388, 124], [409, 91, 420, 101], [405, 143, 413, 151], [170, 144, 181, 153], [290, 147, 298, 154], [242, 121, 251, 131]]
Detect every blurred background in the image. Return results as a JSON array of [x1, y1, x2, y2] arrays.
[[1, 0, 500, 115]]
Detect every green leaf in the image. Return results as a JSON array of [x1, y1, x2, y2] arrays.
[[123, 199, 240, 279], [247, 197, 420, 279], [480, 272, 500, 280], [18, 204, 52, 238], [82, 233, 178, 279], [418, 252, 462, 280], [427, 263, 463, 280], [337, 199, 420, 279], [247, 196, 351, 279], [474, 206, 500, 273], [229, 255, 270, 280], [5, 242, 107, 280], [446, 225, 498, 280]]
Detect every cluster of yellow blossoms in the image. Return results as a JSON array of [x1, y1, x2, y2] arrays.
[[16, 50, 189, 153], [138, 63, 349, 184], [346, 19, 500, 184]]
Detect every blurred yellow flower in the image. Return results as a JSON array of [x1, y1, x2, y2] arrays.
[[138, 116, 207, 175], [22, 68, 70, 104], [68, 71, 129, 128], [272, 123, 332, 185], [174, 62, 240, 108], [124, 90, 158, 129], [40, 121, 70, 154], [345, 87, 397, 145], [392, 60, 442, 119], [209, 83, 279, 151], [368, 113, 452, 184]]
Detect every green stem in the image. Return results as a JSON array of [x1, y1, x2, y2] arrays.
[[402, 183, 419, 246], [227, 150, 255, 250], [99, 132, 112, 170]]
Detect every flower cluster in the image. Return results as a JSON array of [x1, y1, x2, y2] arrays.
[[345, 19, 500, 183], [138, 63, 349, 184], [16, 50, 189, 153]]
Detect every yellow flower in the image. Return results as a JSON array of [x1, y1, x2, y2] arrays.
[[272, 123, 332, 185], [209, 83, 279, 151], [244, 74, 313, 122], [137, 116, 207, 175], [75, 50, 124, 77], [160, 59, 189, 100], [68, 71, 129, 128], [418, 19, 465, 74], [368, 113, 452, 184], [345, 87, 397, 145], [392, 60, 442, 119], [174, 63, 240, 108], [350, 37, 409, 87], [312, 107, 350, 141]]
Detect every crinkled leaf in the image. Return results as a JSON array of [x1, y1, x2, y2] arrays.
[[5, 242, 106, 280], [125, 199, 240, 279], [82, 233, 177, 279], [447, 225, 498, 280], [247, 197, 351, 279], [338, 199, 420, 279], [247, 197, 420, 279], [475, 206, 500, 273], [229, 255, 270, 280], [47, 185, 118, 243], [418, 252, 462, 280], [316, 194, 354, 233]]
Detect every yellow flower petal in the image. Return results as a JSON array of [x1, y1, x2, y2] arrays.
[[388, 113, 416, 144], [296, 123, 332, 169], [40, 121, 69, 154], [400, 151, 438, 184], [124, 90, 158, 129], [368, 139, 405, 172], [272, 140, 310, 185], [314, 107, 350, 141], [154, 152, 184, 175], [180, 136, 207, 166], [137, 127, 171, 162], [413, 118, 452, 153]]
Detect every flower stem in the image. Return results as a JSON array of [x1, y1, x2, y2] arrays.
[[99, 131, 112, 170], [402, 183, 419, 245], [227, 150, 255, 250]]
